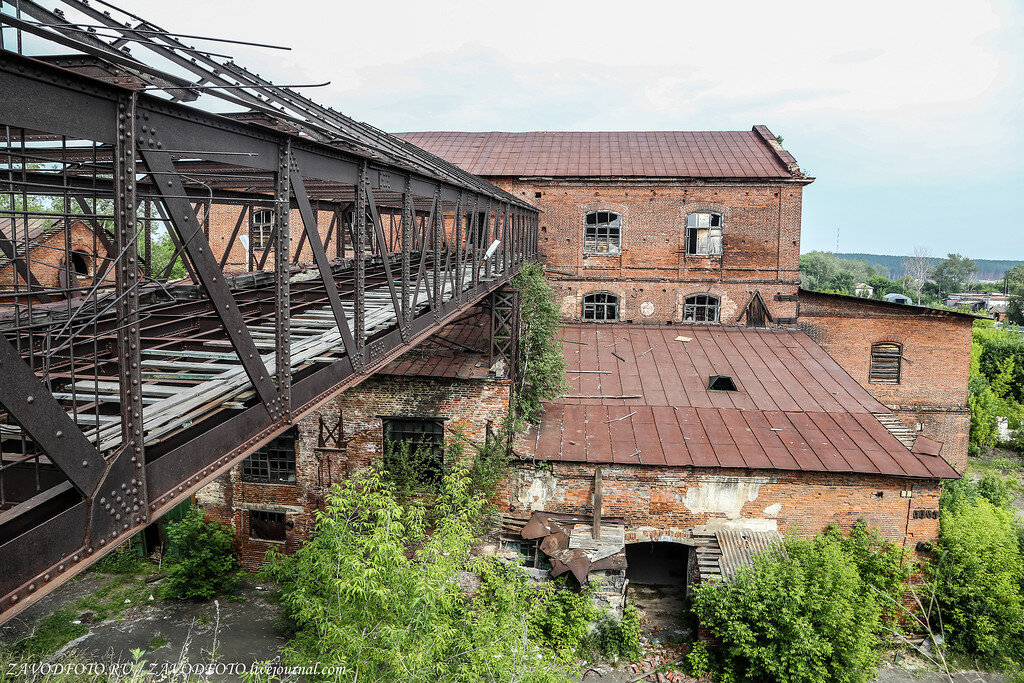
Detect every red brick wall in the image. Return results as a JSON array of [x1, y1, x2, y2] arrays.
[[498, 462, 941, 555], [487, 179, 805, 324], [199, 373, 511, 570], [797, 291, 972, 470]]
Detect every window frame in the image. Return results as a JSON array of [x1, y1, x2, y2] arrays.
[[869, 342, 902, 385], [581, 291, 620, 322], [684, 212, 723, 256], [250, 208, 275, 251], [241, 428, 297, 485], [382, 417, 446, 487], [248, 509, 288, 542], [583, 211, 622, 255], [683, 294, 721, 323]]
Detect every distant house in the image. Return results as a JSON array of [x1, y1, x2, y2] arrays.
[[945, 292, 1008, 320], [883, 292, 913, 305], [854, 282, 874, 297], [0, 218, 114, 304]]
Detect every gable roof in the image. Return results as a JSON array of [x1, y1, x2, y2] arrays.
[[396, 126, 805, 180], [516, 324, 958, 480]]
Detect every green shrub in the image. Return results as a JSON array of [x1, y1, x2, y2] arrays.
[[161, 507, 239, 600], [818, 521, 911, 624], [512, 261, 568, 423], [932, 495, 1024, 660], [692, 537, 882, 683], [592, 604, 643, 662], [262, 468, 573, 682], [685, 641, 712, 678], [90, 543, 145, 575]]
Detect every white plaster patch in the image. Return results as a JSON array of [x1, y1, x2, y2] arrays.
[[763, 503, 782, 517], [512, 470, 557, 511], [196, 479, 225, 506], [682, 476, 768, 519], [693, 518, 779, 533]]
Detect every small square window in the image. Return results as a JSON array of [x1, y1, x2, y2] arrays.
[[249, 509, 287, 542], [250, 209, 275, 251], [241, 429, 296, 484]]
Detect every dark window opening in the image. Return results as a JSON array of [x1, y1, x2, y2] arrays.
[[500, 538, 551, 570], [534, 191, 542, 198], [683, 294, 720, 323], [684, 212, 723, 256], [241, 428, 296, 484], [250, 209, 275, 250], [708, 375, 737, 391], [582, 292, 619, 321], [625, 542, 689, 586], [869, 342, 902, 384], [71, 252, 90, 276], [584, 211, 622, 254], [248, 509, 287, 542], [383, 418, 445, 488]]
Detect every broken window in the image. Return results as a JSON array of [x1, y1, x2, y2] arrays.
[[241, 428, 297, 484], [248, 509, 287, 542], [584, 211, 621, 254], [250, 209, 275, 250], [499, 538, 550, 569], [683, 294, 720, 323], [582, 292, 619, 321], [869, 342, 902, 384], [684, 212, 723, 256], [383, 417, 445, 487]]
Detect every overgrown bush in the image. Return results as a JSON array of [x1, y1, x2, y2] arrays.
[[512, 261, 568, 423], [90, 543, 145, 575], [818, 521, 911, 624], [933, 479, 1024, 661], [692, 535, 884, 683], [592, 604, 643, 662], [161, 507, 239, 600], [262, 467, 574, 682]]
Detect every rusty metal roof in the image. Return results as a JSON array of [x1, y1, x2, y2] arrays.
[[695, 529, 783, 582], [397, 126, 802, 179], [380, 308, 500, 380], [516, 324, 959, 480]]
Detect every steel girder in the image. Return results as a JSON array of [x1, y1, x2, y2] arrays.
[[0, 50, 539, 622]]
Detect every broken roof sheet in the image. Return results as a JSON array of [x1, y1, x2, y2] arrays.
[[516, 324, 958, 480], [397, 126, 803, 179]]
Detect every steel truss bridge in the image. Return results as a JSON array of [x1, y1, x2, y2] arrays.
[[0, 0, 538, 623]]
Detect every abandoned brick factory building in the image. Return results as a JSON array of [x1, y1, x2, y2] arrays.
[[193, 127, 970, 592]]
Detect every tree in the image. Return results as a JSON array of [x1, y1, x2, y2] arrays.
[[930, 253, 978, 295], [902, 246, 933, 304], [1003, 265, 1024, 325]]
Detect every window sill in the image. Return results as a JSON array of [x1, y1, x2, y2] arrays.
[[247, 537, 287, 544]]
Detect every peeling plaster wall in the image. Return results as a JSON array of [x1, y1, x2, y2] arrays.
[[496, 462, 940, 553]]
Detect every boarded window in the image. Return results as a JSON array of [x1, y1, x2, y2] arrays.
[[250, 209, 275, 250], [684, 212, 723, 256], [582, 292, 619, 321], [383, 418, 445, 487], [241, 428, 296, 484], [249, 510, 287, 542], [584, 211, 622, 254], [683, 294, 720, 323], [869, 343, 902, 384]]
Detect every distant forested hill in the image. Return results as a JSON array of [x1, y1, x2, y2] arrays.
[[833, 253, 1024, 281]]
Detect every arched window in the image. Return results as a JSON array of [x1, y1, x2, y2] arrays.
[[584, 211, 621, 255], [582, 292, 619, 321], [684, 212, 723, 255], [683, 294, 720, 323], [869, 342, 902, 384], [250, 209, 275, 250]]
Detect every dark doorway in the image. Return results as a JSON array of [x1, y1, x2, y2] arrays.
[[626, 542, 689, 586]]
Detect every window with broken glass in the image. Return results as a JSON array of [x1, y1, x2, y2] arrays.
[[684, 212, 723, 256], [584, 211, 622, 254], [582, 292, 619, 321], [248, 509, 287, 542], [683, 294, 720, 323], [241, 428, 296, 484], [869, 342, 902, 384], [250, 208, 275, 250], [382, 418, 445, 488]]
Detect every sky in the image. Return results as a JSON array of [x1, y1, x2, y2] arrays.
[[53, 1, 1024, 258]]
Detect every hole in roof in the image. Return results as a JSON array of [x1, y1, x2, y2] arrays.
[[708, 375, 737, 392]]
